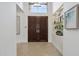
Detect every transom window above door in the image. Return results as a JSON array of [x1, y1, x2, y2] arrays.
[[29, 2, 48, 13]]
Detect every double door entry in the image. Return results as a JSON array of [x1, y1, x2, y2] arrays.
[[28, 16, 48, 42]]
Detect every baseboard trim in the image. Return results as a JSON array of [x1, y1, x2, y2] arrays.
[[52, 42, 63, 56]]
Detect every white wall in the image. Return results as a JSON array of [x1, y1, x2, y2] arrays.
[[63, 2, 79, 56], [22, 2, 53, 43], [16, 2, 24, 11], [52, 2, 63, 54], [16, 5, 27, 43], [0, 3, 16, 56], [53, 2, 63, 13]]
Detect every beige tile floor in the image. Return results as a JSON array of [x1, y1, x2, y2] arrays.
[[17, 42, 62, 56]]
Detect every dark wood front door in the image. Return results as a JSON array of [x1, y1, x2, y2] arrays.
[[28, 16, 48, 42]]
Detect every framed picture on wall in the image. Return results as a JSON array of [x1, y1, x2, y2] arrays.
[[64, 4, 79, 29]]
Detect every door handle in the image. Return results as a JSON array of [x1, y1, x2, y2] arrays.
[[36, 24, 40, 33], [36, 29, 40, 33]]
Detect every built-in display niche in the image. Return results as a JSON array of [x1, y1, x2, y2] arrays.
[[29, 2, 48, 13], [16, 16, 20, 35], [53, 4, 64, 36]]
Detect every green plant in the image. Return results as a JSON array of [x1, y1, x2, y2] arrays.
[[54, 21, 63, 36]]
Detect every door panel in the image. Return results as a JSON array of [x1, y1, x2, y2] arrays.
[[40, 16, 48, 42], [28, 16, 37, 42], [28, 16, 48, 42]]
